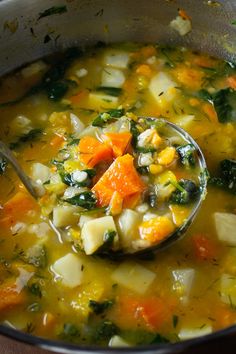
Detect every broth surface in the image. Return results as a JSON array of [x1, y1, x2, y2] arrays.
[[0, 43, 235, 346]]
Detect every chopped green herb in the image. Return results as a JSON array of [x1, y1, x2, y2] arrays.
[[38, 6, 67, 20], [65, 191, 97, 209], [59, 323, 80, 342], [172, 315, 179, 328], [232, 20, 236, 25], [26, 322, 35, 334], [94, 321, 119, 341], [89, 299, 114, 315], [96, 86, 123, 97], [136, 146, 156, 153], [60, 168, 96, 188], [92, 108, 125, 127], [170, 179, 199, 204], [68, 138, 80, 145], [130, 120, 140, 146], [28, 283, 42, 298], [9, 129, 42, 150], [209, 159, 236, 195]]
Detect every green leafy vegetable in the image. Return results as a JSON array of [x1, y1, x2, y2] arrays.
[[122, 329, 169, 345], [172, 315, 179, 328], [60, 169, 96, 188], [9, 129, 42, 150], [96, 86, 123, 97], [232, 20, 236, 25], [89, 299, 114, 315], [65, 191, 97, 209], [130, 120, 140, 147], [94, 321, 119, 341], [136, 146, 156, 153], [38, 6, 67, 20], [176, 144, 196, 168], [28, 283, 42, 298], [92, 108, 125, 127], [209, 159, 236, 195], [0, 158, 7, 175], [170, 179, 199, 204]]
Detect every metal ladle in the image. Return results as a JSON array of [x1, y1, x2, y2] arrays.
[[0, 119, 208, 256]]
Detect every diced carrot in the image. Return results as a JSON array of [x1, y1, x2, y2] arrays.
[[140, 45, 156, 58], [193, 55, 216, 68], [139, 216, 175, 243], [92, 154, 146, 206], [174, 66, 204, 90], [0, 281, 26, 311], [136, 64, 152, 77], [227, 75, 236, 90], [123, 191, 141, 209], [178, 8, 191, 20], [108, 191, 123, 216], [192, 234, 217, 261], [157, 147, 177, 166], [202, 103, 218, 124], [102, 132, 132, 158], [78, 136, 113, 168], [189, 98, 200, 106], [69, 89, 89, 104], [50, 134, 65, 149], [3, 191, 38, 223]]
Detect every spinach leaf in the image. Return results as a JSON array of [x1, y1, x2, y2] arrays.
[[89, 299, 114, 315], [38, 6, 67, 20], [60, 169, 96, 187], [136, 146, 156, 153], [96, 86, 123, 97], [94, 321, 119, 341], [96, 230, 117, 254], [130, 120, 140, 147], [65, 191, 97, 209], [92, 108, 125, 127], [0, 158, 7, 175], [9, 128, 42, 150], [209, 159, 236, 194], [176, 144, 196, 168], [170, 179, 199, 204], [47, 80, 74, 101]]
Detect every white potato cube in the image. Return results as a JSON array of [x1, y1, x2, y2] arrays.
[[149, 72, 177, 104], [170, 16, 192, 36], [109, 335, 131, 347], [118, 209, 141, 248], [104, 51, 130, 68], [31, 162, 51, 184], [214, 212, 236, 246], [53, 205, 79, 228], [220, 273, 236, 307], [172, 268, 195, 303], [111, 262, 156, 294], [101, 67, 125, 88], [81, 216, 118, 255], [51, 253, 84, 288], [178, 325, 212, 340]]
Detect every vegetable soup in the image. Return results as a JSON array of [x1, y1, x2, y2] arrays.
[[0, 43, 235, 346]]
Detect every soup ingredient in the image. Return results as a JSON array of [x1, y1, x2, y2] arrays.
[[214, 213, 236, 245]]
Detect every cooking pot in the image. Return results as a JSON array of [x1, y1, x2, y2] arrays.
[[0, 0, 235, 353]]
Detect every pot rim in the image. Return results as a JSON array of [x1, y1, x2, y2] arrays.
[[1, 323, 236, 353]]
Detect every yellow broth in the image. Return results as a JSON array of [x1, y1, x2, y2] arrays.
[[0, 43, 235, 346]]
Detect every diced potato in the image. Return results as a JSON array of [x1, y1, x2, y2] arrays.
[[175, 114, 195, 129], [170, 16, 192, 36], [220, 273, 236, 307], [149, 72, 177, 104], [79, 215, 94, 228], [214, 213, 236, 246], [81, 216, 118, 255], [88, 92, 118, 109], [51, 253, 84, 288], [109, 335, 131, 347], [70, 113, 85, 133], [15, 267, 34, 292], [52, 205, 79, 228], [111, 262, 156, 294], [117, 209, 141, 248], [104, 51, 130, 69], [31, 162, 51, 184], [172, 268, 195, 303], [178, 325, 212, 340], [101, 67, 125, 88]]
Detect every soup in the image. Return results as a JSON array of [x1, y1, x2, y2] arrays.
[[0, 43, 235, 346]]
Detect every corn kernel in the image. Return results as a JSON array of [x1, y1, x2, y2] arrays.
[[151, 132, 162, 148], [157, 146, 177, 166], [149, 164, 163, 175]]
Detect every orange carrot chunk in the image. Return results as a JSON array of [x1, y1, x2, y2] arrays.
[[227, 75, 236, 90], [0, 281, 26, 312], [78, 136, 113, 168], [139, 216, 175, 244], [92, 154, 146, 206], [102, 132, 132, 158]]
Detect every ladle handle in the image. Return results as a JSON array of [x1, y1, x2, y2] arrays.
[[0, 141, 38, 199]]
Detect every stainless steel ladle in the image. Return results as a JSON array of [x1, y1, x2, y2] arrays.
[[0, 118, 208, 256]]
